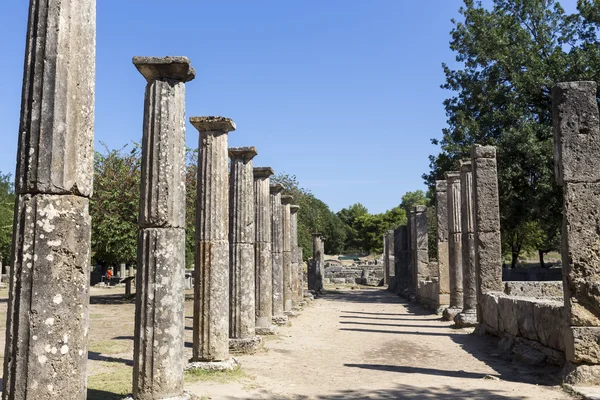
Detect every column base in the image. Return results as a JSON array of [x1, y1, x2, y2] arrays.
[[229, 336, 262, 354], [454, 310, 478, 327], [563, 361, 600, 385], [272, 315, 289, 325], [186, 358, 240, 372], [285, 310, 300, 318], [442, 307, 462, 321], [298, 300, 308, 307], [125, 390, 202, 400], [256, 325, 278, 335]]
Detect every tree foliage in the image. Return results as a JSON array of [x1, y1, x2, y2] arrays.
[[91, 144, 141, 266], [0, 173, 15, 264], [425, 0, 600, 265]]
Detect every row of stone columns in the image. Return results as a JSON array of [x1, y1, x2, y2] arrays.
[[438, 145, 501, 327]]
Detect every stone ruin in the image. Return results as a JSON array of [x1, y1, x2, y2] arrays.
[[380, 80, 600, 384]]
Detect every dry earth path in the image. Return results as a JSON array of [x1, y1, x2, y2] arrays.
[[190, 287, 572, 400]]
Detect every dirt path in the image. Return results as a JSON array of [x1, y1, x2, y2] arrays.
[[189, 287, 572, 400]]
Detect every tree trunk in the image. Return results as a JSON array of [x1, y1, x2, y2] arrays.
[[539, 249, 545, 268], [511, 251, 519, 268]]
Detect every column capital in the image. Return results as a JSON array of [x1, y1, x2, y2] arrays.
[[413, 205, 427, 213], [228, 146, 257, 160], [471, 144, 496, 159], [290, 205, 300, 213], [269, 183, 285, 194], [311, 232, 322, 237], [459, 160, 472, 172], [190, 116, 236, 133], [133, 56, 196, 83], [281, 195, 294, 205], [436, 180, 447, 192], [445, 171, 460, 181], [254, 167, 274, 179]]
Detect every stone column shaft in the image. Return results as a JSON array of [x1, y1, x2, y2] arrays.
[[553, 81, 600, 384], [270, 184, 285, 318], [133, 56, 194, 399], [254, 168, 274, 330], [455, 161, 477, 327], [191, 117, 236, 362], [297, 248, 304, 299], [229, 148, 257, 346], [281, 195, 294, 312], [395, 226, 409, 293], [446, 172, 463, 311], [290, 205, 300, 307], [3, 1, 95, 399], [412, 206, 429, 286], [472, 144, 502, 322], [436, 180, 450, 307], [309, 234, 322, 291]]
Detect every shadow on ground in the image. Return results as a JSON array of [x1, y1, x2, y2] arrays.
[[88, 388, 129, 400], [331, 289, 564, 387]]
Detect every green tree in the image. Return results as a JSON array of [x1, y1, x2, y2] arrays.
[[0, 173, 15, 265], [91, 144, 141, 266], [425, 0, 600, 266], [185, 148, 198, 267], [400, 190, 427, 212]]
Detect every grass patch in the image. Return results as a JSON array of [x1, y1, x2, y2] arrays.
[[87, 364, 132, 400], [184, 366, 247, 384], [88, 339, 130, 355]]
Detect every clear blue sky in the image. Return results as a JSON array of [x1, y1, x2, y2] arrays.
[[0, 0, 579, 214]]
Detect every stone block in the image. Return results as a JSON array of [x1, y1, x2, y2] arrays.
[[533, 299, 565, 351], [552, 81, 600, 185], [504, 281, 564, 299], [497, 296, 519, 336], [515, 298, 538, 342], [563, 182, 600, 326], [473, 158, 501, 233], [565, 326, 600, 364], [476, 231, 503, 293], [481, 293, 500, 332]]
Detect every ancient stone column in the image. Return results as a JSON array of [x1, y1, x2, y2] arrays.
[[228, 147, 261, 353], [270, 183, 287, 324], [553, 81, 600, 384], [383, 233, 390, 285], [406, 210, 415, 296], [281, 195, 294, 314], [455, 161, 477, 327], [385, 230, 396, 291], [443, 172, 463, 321], [253, 167, 276, 335], [319, 237, 326, 289], [132, 56, 194, 400], [297, 247, 305, 301], [290, 205, 301, 309], [435, 180, 450, 309], [309, 233, 322, 291], [3, 1, 95, 399], [128, 265, 134, 278], [412, 206, 429, 289], [471, 145, 502, 322], [395, 226, 409, 294], [191, 116, 236, 362]]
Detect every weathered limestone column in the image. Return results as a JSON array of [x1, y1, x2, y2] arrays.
[[435, 180, 450, 309], [297, 248, 305, 301], [289, 205, 301, 309], [128, 265, 135, 278], [319, 237, 326, 289], [412, 206, 429, 291], [309, 233, 323, 292], [270, 184, 287, 324], [395, 226, 409, 294], [385, 230, 396, 291], [132, 56, 194, 400], [553, 81, 600, 384], [120, 263, 126, 278], [471, 145, 502, 322], [443, 172, 463, 321], [253, 167, 276, 335], [3, 1, 95, 399], [281, 195, 294, 314], [228, 147, 261, 353], [190, 117, 236, 363], [383, 233, 390, 285], [405, 210, 415, 297], [455, 161, 477, 327]]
